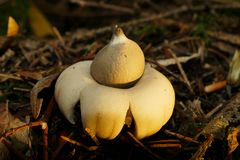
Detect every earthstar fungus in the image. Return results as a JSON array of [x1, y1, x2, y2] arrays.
[[54, 26, 175, 139]]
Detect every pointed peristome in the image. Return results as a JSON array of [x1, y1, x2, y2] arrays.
[[90, 27, 145, 88]]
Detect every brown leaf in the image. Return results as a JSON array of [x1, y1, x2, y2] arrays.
[[30, 73, 59, 119], [0, 102, 29, 159], [16, 70, 43, 81], [227, 127, 240, 155]]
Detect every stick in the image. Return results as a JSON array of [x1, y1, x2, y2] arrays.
[[73, 3, 240, 41], [166, 48, 195, 95], [73, 5, 189, 40], [50, 132, 74, 160], [148, 143, 181, 148], [60, 135, 90, 150], [189, 135, 214, 160], [156, 53, 200, 66], [42, 123, 48, 160], [84, 128, 100, 145], [163, 129, 200, 144], [0, 121, 46, 142], [127, 132, 164, 160], [70, 0, 134, 14], [204, 80, 227, 93]]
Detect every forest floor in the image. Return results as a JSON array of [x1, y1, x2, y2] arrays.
[[0, 0, 240, 159]]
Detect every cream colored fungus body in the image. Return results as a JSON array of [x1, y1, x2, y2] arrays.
[[55, 27, 175, 140], [55, 61, 175, 139]]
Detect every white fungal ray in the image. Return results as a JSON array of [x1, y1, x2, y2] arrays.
[[54, 61, 96, 124], [55, 61, 175, 139], [129, 65, 175, 139], [80, 84, 129, 139]]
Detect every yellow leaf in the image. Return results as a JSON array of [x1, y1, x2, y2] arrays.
[[7, 16, 19, 37], [227, 127, 240, 155], [29, 1, 54, 37]]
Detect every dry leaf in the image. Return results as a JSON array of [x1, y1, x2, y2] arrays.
[[7, 16, 19, 37], [30, 73, 59, 119], [16, 70, 43, 81], [190, 135, 214, 160], [0, 102, 29, 159], [0, 17, 19, 50], [29, 1, 54, 37], [227, 127, 240, 155]]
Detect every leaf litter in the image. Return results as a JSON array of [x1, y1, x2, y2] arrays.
[[1, 1, 240, 159]]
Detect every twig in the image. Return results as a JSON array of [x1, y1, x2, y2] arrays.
[[73, 5, 189, 40], [70, 0, 134, 14], [127, 132, 164, 160], [84, 128, 100, 145], [205, 103, 223, 119], [189, 135, 214, 160], [73, 3, 240, 41], [0, 120, 48, 160], [166, 48, 195, 95], [13, 87, 30, 92], [146, 58, 180, 81], [0, 120, 46, 142], [212, 0, 240, 6], [42, 123, 48, 160], [210, 42, 235, 58], [0, 73, 22, 81], [204, 80, 227, 93], [60, 135, 97, 151], [43, 96, 56, 122], [163, 129, 200, 144], [145, 139, 182, 149], [151, 36, 199, 53], [148, 143, 181, 148], [208, 31, 240, 46], [208, 48, 231, 64], [156, 53, 200, 66], [145, 139, 180, 144], [50, 132, 74, 160]]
